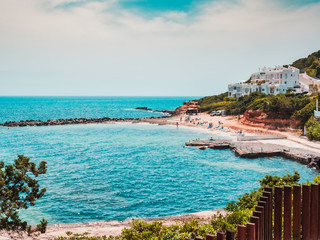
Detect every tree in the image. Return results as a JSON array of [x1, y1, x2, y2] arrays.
[[0, 155, 47, 231]]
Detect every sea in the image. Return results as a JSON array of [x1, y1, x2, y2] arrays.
[[0, 96, 317, 225]]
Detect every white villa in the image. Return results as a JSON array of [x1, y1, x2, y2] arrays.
[[228, 66, 302, 98], [299, 72, 320, 93]]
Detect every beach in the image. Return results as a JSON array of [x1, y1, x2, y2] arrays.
[[0, 210, 224, 240], [162, 113, 320, 152]]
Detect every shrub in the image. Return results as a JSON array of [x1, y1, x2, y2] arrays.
[[306, 116, 320, 140], [36, 218, 48, 233], [293, 101, 316, 127], [0, 155, 47, 231]]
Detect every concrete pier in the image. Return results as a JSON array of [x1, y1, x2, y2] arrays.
[[186, 139, 320, 170]]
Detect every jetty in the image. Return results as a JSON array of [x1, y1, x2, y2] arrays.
[[0, 116, 171, 127], [186, 138, 320, 170]]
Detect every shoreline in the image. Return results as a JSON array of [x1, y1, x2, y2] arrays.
[[2, 112, 320, 166], [0, 209, 225, 240]]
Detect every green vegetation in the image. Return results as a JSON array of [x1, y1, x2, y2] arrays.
[[56, 220, 215, 240], [198, 92, 315, 122], [197, 92, 229, 106], [247, 93, 311, 119], [57, 172, 310, 240], [292, 50, 320, 78], [197, 92, 233, 112], [306, 116, 320, 140], [0, 155, 47, 232]]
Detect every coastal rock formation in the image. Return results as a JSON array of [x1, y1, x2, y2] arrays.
[[135, 106, 176, 115], [242, 110, 301, 130], [174, 100, 199, 115], [135, 107, 152, 111], [0, 116, 169, 127]]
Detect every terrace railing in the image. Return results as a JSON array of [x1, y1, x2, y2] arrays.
[[189, 184, 320, 240]]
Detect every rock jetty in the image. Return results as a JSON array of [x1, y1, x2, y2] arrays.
[[0, 116, 168, 127], [135, 107, 152, 111], [186, 139, 320, 170], [0, 106, 177, 127], [135, 107, 176, 115]]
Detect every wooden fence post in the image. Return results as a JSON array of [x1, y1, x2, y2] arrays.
[[274, 186, 283, 240], [292, 185, 301, 240], [237, 225, 246, 240], [283, 186, 292, 240], [206, 234, 216, 240], [226, 229, 235, 240], [256, 205, 265, 240], [318, 183, 320, 240], [260, 196, 268, 240], [259, 198, 268, 240], [253, 211, 263, 240], [217, 232, 226, 240], [264, 187, 273, 240], [251, 216, 260, 240], [302, 184, 311, 240], [310, 184, 319, 240], [247, 223, 255, 240]]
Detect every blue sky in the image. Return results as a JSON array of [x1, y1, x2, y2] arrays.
[[0, 0, 320, 96], [58, 0, 320, 12]]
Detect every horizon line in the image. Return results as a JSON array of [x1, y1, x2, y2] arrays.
[[0, 95, 204, 97]]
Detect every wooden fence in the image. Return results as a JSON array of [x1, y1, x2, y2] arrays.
[[189, 184, 320, 240]]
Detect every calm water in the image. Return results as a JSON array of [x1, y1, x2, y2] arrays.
[[0, 97, 317, 225], [0, 96, 199, 123]]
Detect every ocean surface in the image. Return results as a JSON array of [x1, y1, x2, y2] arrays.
[[0, 96, 197, 123], [0, 97, 317, 225]]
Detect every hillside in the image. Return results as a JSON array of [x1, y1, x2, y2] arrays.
[[196, 50, 320, 115], [190, 51, 320, 138], [291, 50, 320, 78]]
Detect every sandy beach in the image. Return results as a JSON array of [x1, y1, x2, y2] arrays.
[[161, 113, 320, 152], [0, 210, 224, 240], [1, 113, 320, 240]]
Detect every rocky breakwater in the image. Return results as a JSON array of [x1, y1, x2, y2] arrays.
[[0, 116, 168, 127], [135, 100, 199, 116], [135, 106, 175, 115], [186, 139, 320, 170]]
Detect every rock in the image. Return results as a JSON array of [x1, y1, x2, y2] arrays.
[[135, 107, 152, 111]]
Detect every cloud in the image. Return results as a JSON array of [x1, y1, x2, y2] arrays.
[[0, 0, 320, 96]]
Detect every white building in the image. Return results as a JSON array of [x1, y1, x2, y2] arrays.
[[299, 72, 320, 93], [228, 66, 301, 97]]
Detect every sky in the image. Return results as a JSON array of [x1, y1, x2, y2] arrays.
[[0, 0, 320, 96]]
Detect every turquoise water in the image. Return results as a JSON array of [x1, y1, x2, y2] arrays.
[[0, 123, 317, 225], [0, 96, 198, 123]]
